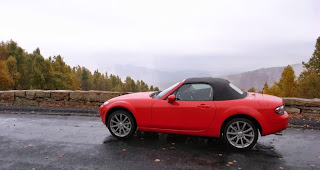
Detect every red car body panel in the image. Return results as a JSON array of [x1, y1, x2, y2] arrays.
[[99, 80, 288, 138]]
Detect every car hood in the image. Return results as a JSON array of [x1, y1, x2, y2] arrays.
[[109, 92, 154, 101]]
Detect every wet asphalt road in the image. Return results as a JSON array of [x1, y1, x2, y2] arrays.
[[0, 113, 320, 170]]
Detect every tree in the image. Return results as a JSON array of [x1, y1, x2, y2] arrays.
[[247, 87, 255, 92], [5, 56, 21, 89], [81, 68, 91, 90], [262, 82, 269, 94], [0, 61, 14, 90], [150, 85, 154, 91], [50, 55, 79, 90], [297, 37, 320, 98], [124, 76, 137, 92], [267, 82, 281, 96], [302, 37, 320, 74], [278, 65, 297, 97], [297, 71, 320, 98]]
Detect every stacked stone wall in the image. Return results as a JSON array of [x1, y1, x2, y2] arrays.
[[0, 90, 128, 107], [0, 91, 319, 116]]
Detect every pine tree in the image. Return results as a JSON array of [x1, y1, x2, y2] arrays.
[[297, 37, 320, 98], [303, 37, 320, 74], [278, 65, 297, 97]]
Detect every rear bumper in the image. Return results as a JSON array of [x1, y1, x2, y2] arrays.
[[263, 111, 289, 136]]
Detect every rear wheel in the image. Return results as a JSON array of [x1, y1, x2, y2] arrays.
[[107, 110, 136, 139], [223, 118, 258, 150]]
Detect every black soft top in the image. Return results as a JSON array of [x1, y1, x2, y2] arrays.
[[184, 77, 247, 101]]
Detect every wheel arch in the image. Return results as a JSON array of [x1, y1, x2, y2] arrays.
[[220, 114, 263, 137]]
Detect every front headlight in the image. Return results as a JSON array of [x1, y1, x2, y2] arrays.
[[275, 105, 284, 114], [101, 101, 109, 107]]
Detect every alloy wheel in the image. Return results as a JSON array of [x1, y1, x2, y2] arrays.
[[226, 121, 255, 149], [109, 112, 132, 137]]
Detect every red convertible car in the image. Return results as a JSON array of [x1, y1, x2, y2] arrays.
[[99, 77, 288, 150]]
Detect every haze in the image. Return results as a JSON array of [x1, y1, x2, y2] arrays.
[[1, 0, 319, 77]]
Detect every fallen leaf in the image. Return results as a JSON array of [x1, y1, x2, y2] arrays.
[[228, 162, 234, 165], [122, 149, 127, 152], [25, 144, 35, 148], [154, 159, 160, 162], [225, 164, 230, 167]]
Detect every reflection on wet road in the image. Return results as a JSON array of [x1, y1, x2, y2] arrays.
[[0, 113, 319, 170]]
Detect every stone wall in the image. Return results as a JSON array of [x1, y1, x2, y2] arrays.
[[283, 98, 320, 116], [0, 90, 319, 115], [0, 90, 128, 107]]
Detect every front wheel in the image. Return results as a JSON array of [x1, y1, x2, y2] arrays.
[[222, 118, 258, 150], [107, 110, 136, 139]]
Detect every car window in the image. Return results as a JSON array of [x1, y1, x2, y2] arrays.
[[229, 83, 244, 95], [175, 84, 213, 101]]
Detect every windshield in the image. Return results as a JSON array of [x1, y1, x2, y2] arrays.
[[155, 82, 180, 99]]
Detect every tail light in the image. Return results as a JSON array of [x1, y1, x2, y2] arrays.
[[275, 105, 285, 114]]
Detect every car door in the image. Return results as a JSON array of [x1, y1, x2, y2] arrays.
[[151, 83, 216, 130]]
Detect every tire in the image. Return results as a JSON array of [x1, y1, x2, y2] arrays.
[[107, 110, 136, 139], [222, 118, 258, 150]]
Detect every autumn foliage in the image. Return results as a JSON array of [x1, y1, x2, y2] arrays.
[[0, 40, 159, 92]]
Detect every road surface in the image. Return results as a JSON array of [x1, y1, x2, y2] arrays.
[[0, 113, 320, 170]]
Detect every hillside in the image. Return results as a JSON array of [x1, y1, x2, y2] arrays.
[[221, 64, 304, 91]]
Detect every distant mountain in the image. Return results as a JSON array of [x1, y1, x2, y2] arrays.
[[221, 64, 304, 91], [106, 64, 304, 91], [106, 65, 211, 90]]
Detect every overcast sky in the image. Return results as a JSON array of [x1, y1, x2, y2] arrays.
[[1, 0, 320, 75]]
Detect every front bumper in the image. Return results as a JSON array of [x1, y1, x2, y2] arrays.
[[99, 106, 107, 125]]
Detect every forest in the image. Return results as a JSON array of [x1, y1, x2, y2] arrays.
[[0, 40, 159, 92], [1, 37, 320, 99], [248, 36, 320, 99]]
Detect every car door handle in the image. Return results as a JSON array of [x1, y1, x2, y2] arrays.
[[197, 104, 211, 108]]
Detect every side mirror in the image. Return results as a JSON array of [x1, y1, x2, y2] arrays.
[[168, 94, 176, 103]]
